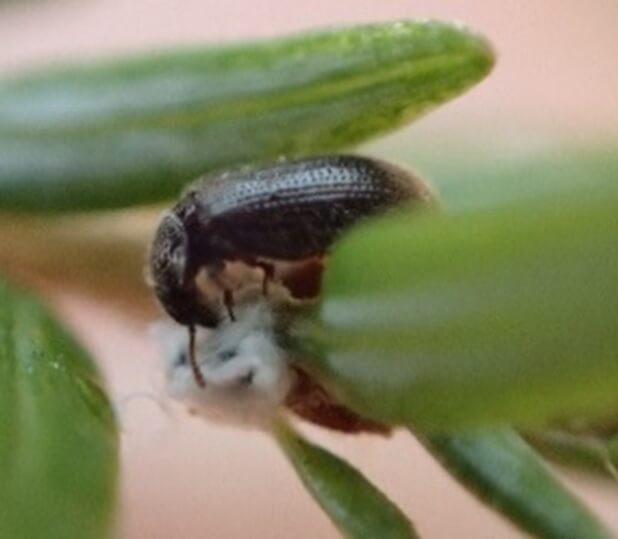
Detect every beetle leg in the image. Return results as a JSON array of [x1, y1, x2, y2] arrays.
[[188, 325, 206, 387], [258, 262, 275, 295], [223, 288, 236, 322], [243, 258, 276, 295], [207, 264, 237, 322]]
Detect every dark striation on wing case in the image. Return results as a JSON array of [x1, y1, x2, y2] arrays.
[[177, 155, 429, 262]]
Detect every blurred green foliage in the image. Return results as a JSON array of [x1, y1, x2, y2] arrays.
[[0, 281, 118, 539], [0, 21, 492, 212], [275, 419, 417, 539], [292, 159, 618, 430]]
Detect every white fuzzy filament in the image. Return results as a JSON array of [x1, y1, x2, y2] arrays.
[[155, 300, 292, 429]]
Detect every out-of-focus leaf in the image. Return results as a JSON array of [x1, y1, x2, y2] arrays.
[[0, 21, 493, 212], [420, 428, 612, 539], [0, 211, 155, 319], [410, 145, 618, 215], [274, 419, 417, 539], [291, 169, 618, 430], [0, 279, 118, 538], [529, 430, 618, 480]]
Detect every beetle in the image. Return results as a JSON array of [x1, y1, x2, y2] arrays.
[[149, 155, 433, 385]]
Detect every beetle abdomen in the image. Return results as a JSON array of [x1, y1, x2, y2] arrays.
[[187, 155, 431, 260]]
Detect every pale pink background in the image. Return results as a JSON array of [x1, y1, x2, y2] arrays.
[[2, 1, 618, 538]]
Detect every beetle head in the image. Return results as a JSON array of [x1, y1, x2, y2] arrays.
[[149, 212, 220, 328]]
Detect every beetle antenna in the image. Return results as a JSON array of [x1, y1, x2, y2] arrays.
[[188, 325, 206, 387]]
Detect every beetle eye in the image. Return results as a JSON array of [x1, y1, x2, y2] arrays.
[[151, 213, 189, 282]]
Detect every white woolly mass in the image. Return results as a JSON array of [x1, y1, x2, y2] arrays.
[[153, 301, 293, 429]]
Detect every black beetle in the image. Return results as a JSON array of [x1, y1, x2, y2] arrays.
[[149, 155, 433, 384]]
